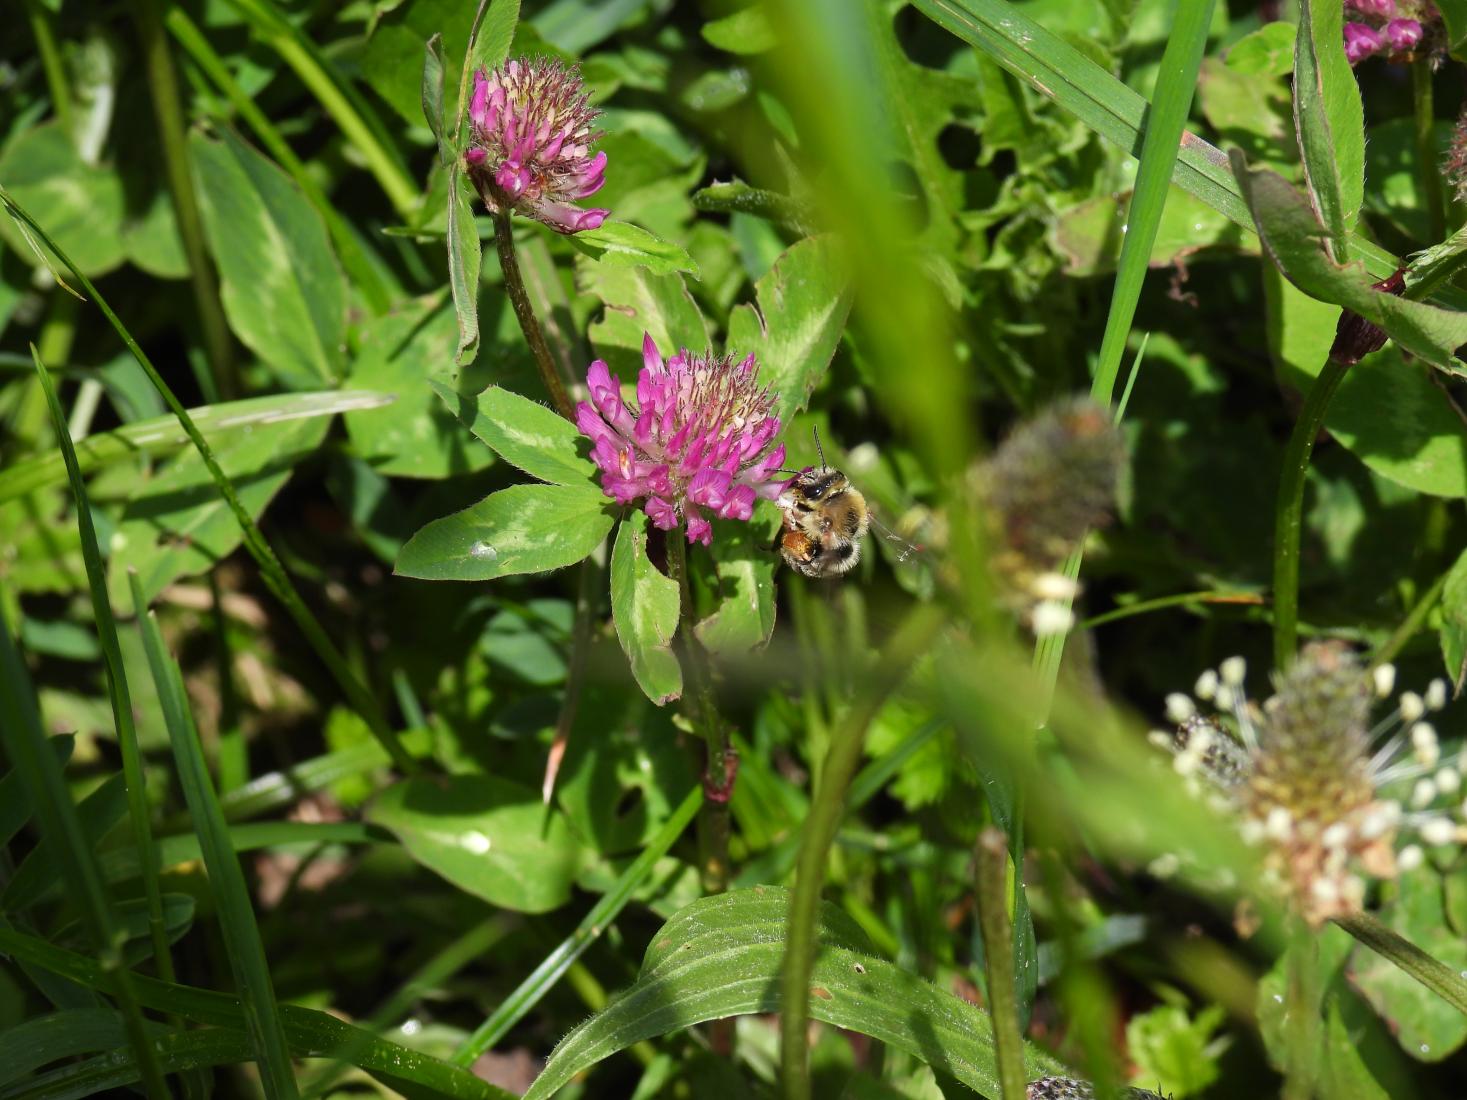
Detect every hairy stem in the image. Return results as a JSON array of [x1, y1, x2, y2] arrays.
[[977, 827, 1027, 1100], [1413, 62, 1446, 245], [136, 0, 238, 399], [665, 536, 732, 894], [780, 604, 947, 1100], [492, 210, 574, 420], [1273, 357, 1349, 671], [1282, 924, 1322, 1100]]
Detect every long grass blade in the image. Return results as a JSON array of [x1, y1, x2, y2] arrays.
[[0, 187, 415, 773], [31, 347, 175, 986], [129, 572, 300, 1099], [0, 610, 170, 1099]]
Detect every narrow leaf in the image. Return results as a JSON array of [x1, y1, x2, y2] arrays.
[[1293, 0, 1364, 261], [131, 573, 300, 1099], [448, 169, 483, 364], [423, 32, 447, 158], [395, 483, 614, 581], [522, 888, 1065, 1100], [1233, 151, 1467, 373], [610, 512, 682, 704]]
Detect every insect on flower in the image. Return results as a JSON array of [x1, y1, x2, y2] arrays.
[[1153, 642, 1462, 927]]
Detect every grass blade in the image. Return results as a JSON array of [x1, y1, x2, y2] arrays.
[[129, 572, 300, 1099], [0, 187, 415, 773], [0, 611, 170, 1099], [31, 347, 175, 986], [0, 924, 512, 1100], [451, 785, 704, 1064]]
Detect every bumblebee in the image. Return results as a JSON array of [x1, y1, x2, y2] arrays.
[[775, 431, 872, 579]]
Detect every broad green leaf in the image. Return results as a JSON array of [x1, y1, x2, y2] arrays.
[[1293, 0, 1364, 260], [449, 169, 483, 365], [191, 130, 347, 387], [694, 507, 779, 657], [1353, 869, 1467, 1061], [1440, 549, 1467, 691], [0, 124, 125, 277], [1125, 1003, 1225, 1097], [1051, 185, 1248, 278], [610, 512, 682, 705], [363, 0, 476, 126], [1321, 999, 1394, 1100], [522, 888, 1065, 1099], [726, 234, 850, 424], [0, 390, 390, 504], [345, 298, 495, 478], [567, 221, 698, 276], [121, 187, 189, 280], [467, 0, 523, 84], [430, 379, 596, 485], [107, 414, 330, 605], [1438, 0, 1467, 59], [368, 775, 582, 913], [702, 4, 777, 53], [1233, 153, 1467, 374], [582, 260, 711, 378], [528, 0, 648, 53], [395, 483, 614, 580], [1226, 21, 1297, 76]]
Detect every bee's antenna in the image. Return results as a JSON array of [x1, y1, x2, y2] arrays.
[[811, 426, 827, 470]]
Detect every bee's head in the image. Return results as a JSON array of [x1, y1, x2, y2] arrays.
[[791, 467, 849, 504]]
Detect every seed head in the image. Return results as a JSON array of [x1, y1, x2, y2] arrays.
[[465, 58, 609, 234], [576, 334, 792, 545], [1025, 1078, 1167, 1100]]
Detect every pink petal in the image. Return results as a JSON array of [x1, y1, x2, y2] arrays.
[[469, 70, 491, 130], [645, 497, 678, 529], [718, 485, 756, 521], [688, 468, 732, 510], [685, 513, 713, 546]]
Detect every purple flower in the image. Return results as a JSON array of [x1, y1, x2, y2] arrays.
[[465, 58, 609, 234], [1346, 0, 1395, 17], [1344, 21, 1384, 63], [1384, 17, 1423, 51], [576, 334, 793, 546]]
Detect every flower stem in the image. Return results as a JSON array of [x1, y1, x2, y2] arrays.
[[23, 0, 71, 132], [492, 210, 575, 420], [1371, 570, 1449, 669], [1282, 923, 1322, 1100], [1273, 357, 1350, 671], [136, 0, 239, 399], [976, 827, 1028, 1100], [780, 603, 947, 1100], [1412, 61, 1446, 245], [664, 535, 732, 894]]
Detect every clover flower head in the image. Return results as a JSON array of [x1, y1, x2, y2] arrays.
[[1153, 642, 1461, 927], [464, 57, 608, 234], [576, 334, 792, 546], [972, 397, 1124, 636], [1346, 0, 1396, 17], [1344, 21, 1385, 62], [1385, 16, 1424, 49]]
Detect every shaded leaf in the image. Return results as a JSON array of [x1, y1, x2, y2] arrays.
[[582, 260, 711, 377], [1292, 0, 1364, 259], [702, 4, 777, 54], [191, 130, 347, 387], [1440, 548, 1467, 691], [395, 483, 614, 581], [0, 124, 125, 277], [694, 507, 779, 657], [448, 170, 483, 365], [369, 775, 582, 913], [423, 32, 447, 155], [610, 512, 681, 705]]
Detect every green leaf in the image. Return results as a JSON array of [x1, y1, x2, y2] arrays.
[[1352, 871, 1467, 1061], [107, 413, 331, 606], [0, 124, 125, 277], [1440, 548, 1467, 690], [522, 888, 1065, 1099], [345, 299, 495, 479], [582, 261, 711, 377], [726, 235, 850, 424], [467, 0, 523, 84], [448, 169, 483, 365], [132, 573, 300, 1099], [691, 181, 816, 235], [0, 389, 391, 505], [1125, 1002, 1225, 1097], [610, 512, 682, 705], [1233, 152, 1467, 374], [694, 506, 779, 657], [0, 1008, 134, 1087], [1437, 0, 1467, 59], [423, 32, 447, 155], [396, 483, 613, 581], [566, 220, 698, 276], [701, 4, 777, 54], [1226, 21, 1298, 76], [190, 129, 347, 387], [1292, 0, 1364, 261], [368, 775, 582, 913], [430, 379, 596, 485]]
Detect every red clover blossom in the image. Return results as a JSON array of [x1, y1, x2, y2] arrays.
[[576, 334, 793, 546], [1344, 0, 1429, 65], [465, 58, 609, 234]]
